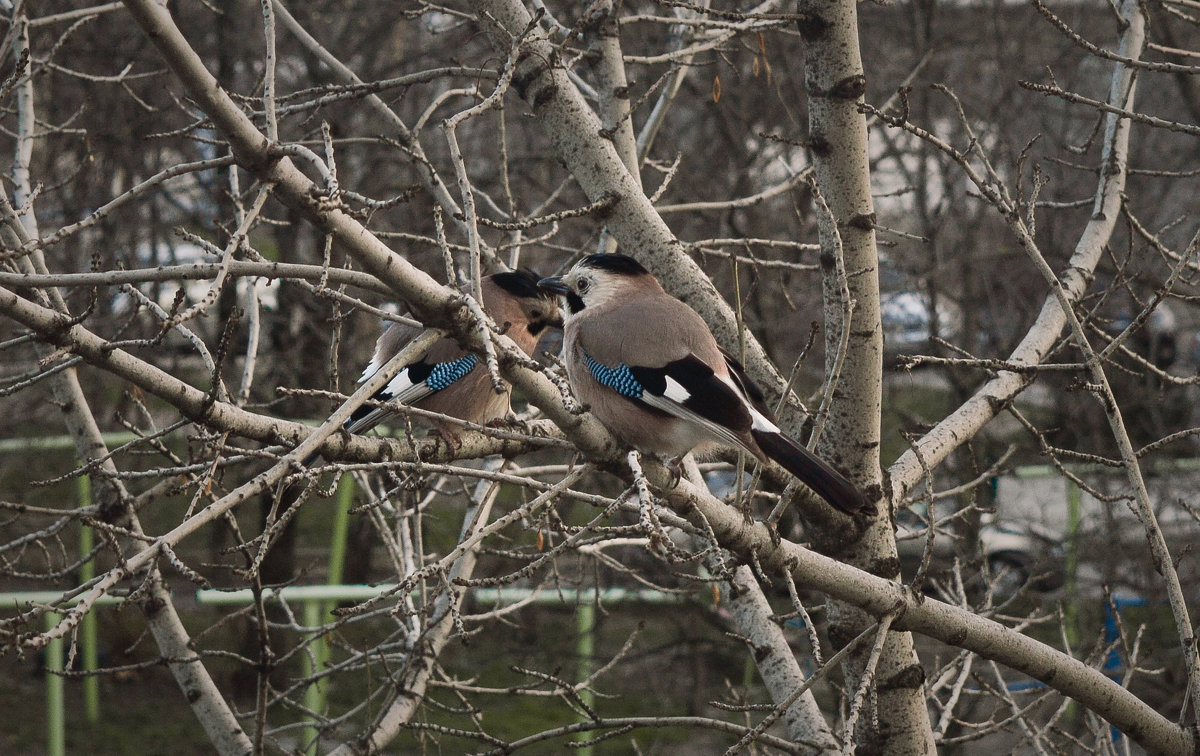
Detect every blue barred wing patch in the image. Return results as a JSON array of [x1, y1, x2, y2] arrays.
[[426, 354, 478, 391], [584, 352, 643, 398]]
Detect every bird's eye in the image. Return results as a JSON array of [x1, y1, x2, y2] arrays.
[[530, 309, 542, 318], [577, 278, 590, 293]]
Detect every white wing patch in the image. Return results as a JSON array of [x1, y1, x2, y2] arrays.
[[748, 407, 780, 434], [359, 356, 383, 383], [380, 369, 437, 408], [344, 367, 435, 436], [715, 369, 780, 433], [383, 370, 420, 402], [661, 376, 692, 404]]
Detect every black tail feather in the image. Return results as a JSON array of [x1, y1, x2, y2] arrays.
[[344, 402, 386, 437], [750, 429, 872, 516], [300, 390, 393, 468], [301, 407, 376, 467]]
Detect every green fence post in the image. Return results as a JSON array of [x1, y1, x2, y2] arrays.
[[77, 471, 100, 723], [326, 476, 354, 587], [45, 611, 65, 756], [302, 599, 324, 755], [577, 597, 595, 755], [303, 474, 354, 754]]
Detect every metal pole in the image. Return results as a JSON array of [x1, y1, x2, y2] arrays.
[[576, 601, 595, 755], [326, 475, 354, 587], [77, 471, 100, 723], [0, 431, 140, 454], [302, 599, 324, 755], [304, 475, 353, 754], [196, 585, 682, 605], [45, 611, 65, 756]]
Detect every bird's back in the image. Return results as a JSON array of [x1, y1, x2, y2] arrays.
[[571, 288, 724, 371]]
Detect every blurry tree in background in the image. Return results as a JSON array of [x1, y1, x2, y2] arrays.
[[0, 0, 1198, 753]]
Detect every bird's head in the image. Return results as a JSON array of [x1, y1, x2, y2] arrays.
[[488, 268, 564, 337], [537, 254, 652, 316]]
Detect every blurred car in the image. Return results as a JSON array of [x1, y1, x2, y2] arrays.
[[896, 507, 1066, 599], [706, 468, 1065, 598], [881, 291, 960, 355]]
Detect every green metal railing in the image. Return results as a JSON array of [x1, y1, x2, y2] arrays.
[[0, 449, 679, 755], [16, 436, 1182, 754], [192, 581, 679, 754], [0, 591, 125, 756]]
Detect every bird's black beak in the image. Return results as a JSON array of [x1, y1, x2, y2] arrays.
[[537, 276, 569, 295]]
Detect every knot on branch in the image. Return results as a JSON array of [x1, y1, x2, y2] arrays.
[[830, 74, 867, 101], [880, 662, 926, 691], [846, 212, 876, 231], [795, 11, 830, 40], [512, 49, 558, 110]]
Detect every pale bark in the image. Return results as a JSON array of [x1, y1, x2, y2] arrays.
[[3, 16, 251, 751], [587, 0, 640, 255], [659, 475, 1195, 756], [468, 0, 818, 429], [796, 0, 933, 750], [717, 561, 840, 752]]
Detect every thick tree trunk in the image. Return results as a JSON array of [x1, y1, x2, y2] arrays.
[[796, 0, 936, 751]]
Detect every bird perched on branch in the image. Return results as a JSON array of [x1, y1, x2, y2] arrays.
[[537, 254, 871, 517], [346, 269, 561, 439]]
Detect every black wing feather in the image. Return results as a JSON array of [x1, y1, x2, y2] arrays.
[[719, 348, 770, 415], [344, 359, 435, 431], [629, 356, 751, 432]]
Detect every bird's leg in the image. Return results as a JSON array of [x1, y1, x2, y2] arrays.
[[485, 411, 530, 435], [429, 421, 463, 453], [731, 456, 757, 525], [661, 455, 684, 488], [765, 479, 799, 531]]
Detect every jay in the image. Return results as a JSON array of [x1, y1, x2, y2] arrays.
[[537, 254, 871, 516], [346, 269, 561, 438]]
